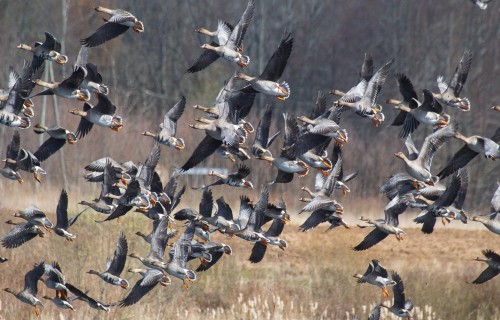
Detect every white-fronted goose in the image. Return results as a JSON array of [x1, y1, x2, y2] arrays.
[[257, 114, 309, 184], [388, 73, 449, 138], [432, 49, 473, 111], [129, 216, 170, 270], [249, 217, 287, 263], [65, 283, 110, 312], [413, 169, 468, 233], [250, 104, 280, 157], [381, 272, 413, 319], [472, 183, 500, 235], [193, 164, 253, 189], [335, 59, 394, 126], [70, 93, 123, 138], [81, 7, 144, 47], [1, 131, 23, 183], [31, 67, 90, 101], [53, 189, 84, 241], [187, 0, 255, 72], [4, 262, 45, 317], [88, 232, 129, 289], [41, 262, 67, 293], [17, 32, 67, 69], [0, 61, 42, 125], [142, 96, 186, 150], [42, 288, 75, 311], [74, 46, 109, 94], [394, 124, 456, 185], [234, 32, 293, 100], [437, 127, 500, 179], [1, 220, 44, 249], [150, 222, 197, 290], [118, 268, 171, 307], [471, 249, 500, 284], [354, 195, 408, 251], [353, 260, 396, 298], [32, 124, 77, 162], [13, 205, 53, 231]]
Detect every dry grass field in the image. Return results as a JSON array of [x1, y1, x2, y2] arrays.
[[0, 190, 498, 320]]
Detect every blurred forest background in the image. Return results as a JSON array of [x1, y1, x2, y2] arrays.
[[0, 0, 498, 214]]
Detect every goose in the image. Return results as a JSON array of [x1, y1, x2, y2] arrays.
[[471, 249, 500, 284], [334, 59, 394, 126], [1, 221, 45, 249], [387, 74, 449, 138], [4, 262, 45, 317], [299, 208, 349, 232], [187, 0, 255, 72], [42, 288, 75, 311], [394, 124, 455, 185], [13, 205, 53, 232], [41, 262, 68, 293], [298, 154, 344, 214], [81, 6, 144, 47], [195, 242, 233, 272], [437, 127, 500, 179], [118, 268, 171, 307], [192, 164, 253, 189], [0, 61, 42, 127], [31, 67, 90, 101], [1, 131, 23, 183], [354, 195, 408, 251], [32, 124, 77, 162], [88, 232, 129, 289], [234, 186, 271, 244], [353, 260, 396, 298], [472, 183, 500, 235], [432, 49, 473, 111], [234, 32, 293, 101], [129, 216, 170, 270], [11, 148, 46, 183], [257, 114, 309, 184], [70, 93, 123, 138], [149, 222, 197, 290], [413, 169, 468, 233], [17, 32, 67, 69], [52, 189, 85, 241], [249, 218, 287, 263], [74, 46, 109, 94], [381, 272, 413, 319], [250, 104, 280, 157], [142, 96, 186, 150], [65, 283, 110, 312]]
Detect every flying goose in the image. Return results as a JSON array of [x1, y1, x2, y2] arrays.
[[387, 73, 449, 138], [17, 32, 67, 69], [471, 249, 500, 284], [187, 0, 255, 72], [119, 268, 171, 307], [65, 283, 110, 312], [437, 127, 500, 179], [81, 6, 144, 47], [52, 189, 85, 241], [70, 93, 123, 138], [31, 67, 90, 101], [394, 124, 456, 185], [142, 96, 186, 150], [4, 262, 45, 317], [471, 183, 500, 235], [1, 131, 23, 183], [432, 49, 473, 111], [32, 124, 77, 162], [353, 260, 396, 298], [88, 232, 129, 289], [234, 32, 293, 101], [381, 272, 413, 319], [354, 195, 408, 251]]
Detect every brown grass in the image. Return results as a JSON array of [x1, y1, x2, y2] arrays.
[[0, 195, 499, 320]]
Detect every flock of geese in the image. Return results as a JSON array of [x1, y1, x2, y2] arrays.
[[0, 2, 499, 319]]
